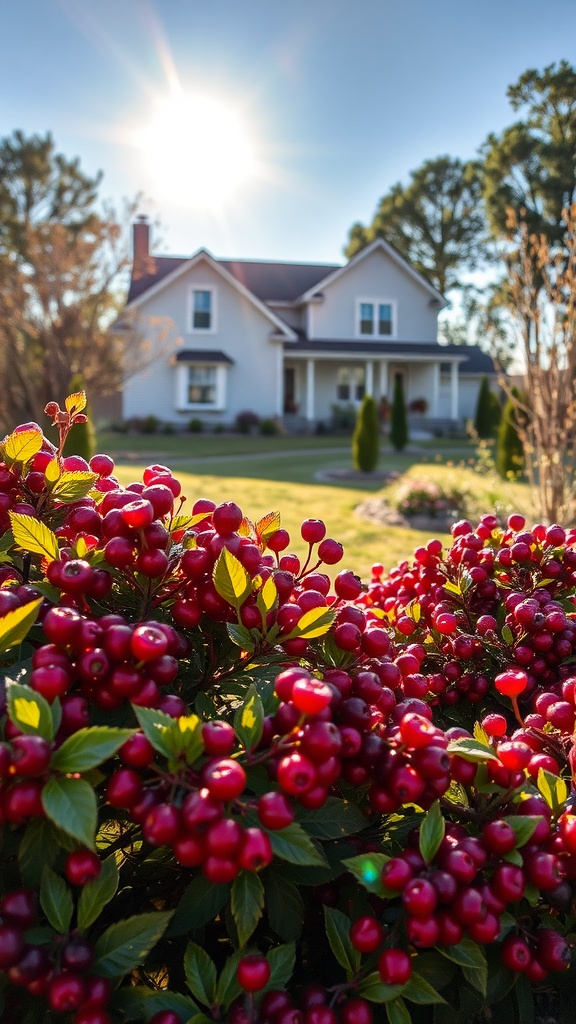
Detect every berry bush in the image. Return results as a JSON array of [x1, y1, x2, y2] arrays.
[[0, 393, 574, 1024]]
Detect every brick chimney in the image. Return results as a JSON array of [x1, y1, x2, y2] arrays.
[[132, 216, 151, 280]]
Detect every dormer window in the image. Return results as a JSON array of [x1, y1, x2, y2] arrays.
[[357, 300, 394, 338], [189, 287, 216, 332]]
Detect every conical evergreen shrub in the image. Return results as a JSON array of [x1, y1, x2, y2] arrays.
[[62, 374, 96, 462], [352, 395, 379, 471], [475, 376, 501, 438], [390, 374, 408, 451], [496, 389, 525, 478]]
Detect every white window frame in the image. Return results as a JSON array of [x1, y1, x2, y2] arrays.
[[336, 366, 365, 404], [355, 298, 396, 339], [175, 362, 227, 411], [187, 286, 217, 334]]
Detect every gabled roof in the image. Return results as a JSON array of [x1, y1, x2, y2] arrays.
[[125, 248, 297, 341], [298, 239, 448, 308]]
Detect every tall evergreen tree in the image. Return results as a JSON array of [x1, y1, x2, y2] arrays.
[[390, 375, 408, 452], [496, 390, 525, 479], [352, 395, 379, 472], [474, 376, 501, 438]]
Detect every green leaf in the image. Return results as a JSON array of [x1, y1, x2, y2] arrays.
[[297, 797, 367, 840], [7, 679, 55, 739], [51, 726, 134, 773], [266, 822, 327, 866], [419, 801, 445, 864], [323, 906, 356, 973], [213, 547, 252, 610], [435, 938, 487, 970], [94, 910, 174, 977], [537, 768, 568, 814], [168, 878, 230, 936], [403, 972, 447, 1005], [184, 942, 218, 1007], [234, 685, 264, 752], [51, 471, 98, 503], [343, 852, 390, 894], [227, 623, 256, 652], [133, 705, 177, 758], [112, 987, 198, 1021], [215, 949, 244, 1008], [9, 512, 59, 560], [41, 776, 98, 849], [162, 714, 204, 768], [501, 814, 543, 848], [264, 869, 304, 941], [40, 867, 73, 933], [77, 855, 119, 930], [462, 960, 488, 997], [231, 871, 265, 948], [3, 428, 43, 464], [284, 605, 336, 640], [266, 942, 296, 991], [0, 598, 42, 654], [386, 997, 412, 1024], [447, 737, 499, 762], [358, 972, 406, 1003], [501, 624, 514, 645], [515, 974, 534, 1024], [19, 819, 60, 886]]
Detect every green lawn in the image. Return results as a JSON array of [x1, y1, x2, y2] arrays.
[[103, 432, 532, 580]]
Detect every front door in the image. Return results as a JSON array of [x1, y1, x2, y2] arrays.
[[284, 367, 297, 414]]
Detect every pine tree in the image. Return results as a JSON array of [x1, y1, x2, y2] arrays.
[[352, 395, 379, 471], [496, 390, 524, 479], [390, 375, 408, 451], [62, 374, 96, 462]]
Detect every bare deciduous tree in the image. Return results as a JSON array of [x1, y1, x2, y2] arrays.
[[501, 205, 576, 523]]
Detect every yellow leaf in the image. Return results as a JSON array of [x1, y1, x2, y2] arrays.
[[238, 517, 255, 538], [256, 511, 281, 543], [213, 548, 252, 609], [9, 513, 59, 561], [260, 576, 278, 613], [13, 697, 40, 729], [65, 391, 87, 415], [44, 458, 62, 484], [295, 606, 336, 639], [3, 428, 43, 465], [0, 597, 43, 653], [241, 702, 257, 731], [178, 714, 201, 734]]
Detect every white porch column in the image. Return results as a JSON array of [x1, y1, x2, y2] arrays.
[[450, 361, 459, 420], [275, 346, 283, 417], [365, 361, 374, 397], [431, 363, 440, 417], [306, 359, 315, 421], [379, 361, 388, 401]]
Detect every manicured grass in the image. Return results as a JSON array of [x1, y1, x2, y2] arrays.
[[108, 433, 531, 580]]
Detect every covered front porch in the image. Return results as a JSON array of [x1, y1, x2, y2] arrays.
[[281, 351, 464, 427]]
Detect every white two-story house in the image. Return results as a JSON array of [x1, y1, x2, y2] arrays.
[[120, 218, 496, 429]]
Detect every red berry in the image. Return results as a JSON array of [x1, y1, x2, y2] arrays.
[[291, 677, 333, 715], [301, 519, 326, 544], [237, 954, 271, 992], [257, 791, 294, 830], [378, 948, 412, 985], [65, 849, 102, 886], [131, 623, 169, 662], [349, 916, 384, 953], [317, 538, 344, 565], [203, 758, 246, 801], [494, 668, 528, 697]]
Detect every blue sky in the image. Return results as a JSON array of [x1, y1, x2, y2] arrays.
[[1, 0, 574, 265]]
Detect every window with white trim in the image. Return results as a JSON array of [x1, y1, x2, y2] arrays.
[[175, 361, 227, 411], [189, 288, 215, 332], [357, 300, 394, 337], [336, 366, 365, 402]]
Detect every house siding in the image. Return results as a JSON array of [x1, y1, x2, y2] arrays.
[[123, 258, 281, 424], [309, 249, 438, 342]]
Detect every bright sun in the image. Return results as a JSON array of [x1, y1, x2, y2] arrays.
[[136, 92, 258, 210]]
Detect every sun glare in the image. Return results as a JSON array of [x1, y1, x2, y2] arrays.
[[136, 92, 258, 210]]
